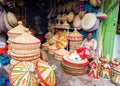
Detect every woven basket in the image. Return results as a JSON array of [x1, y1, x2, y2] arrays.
[[48, 44, 58, 54], [62, 66, 88, 76], [7, 21, 29, 42], [6, 11, 18, 27], [35, 60, 56, 86], [9, 62, 39, 86], [90, 0, 104, 7], [54, 49, 69, 60], [12, 48, 40, 54], [10, 51, 40, 61], [68, 28, 83, 41], [42, 42, 50, 50], [10, 58, 41, 66], [11, 31, 41, 50], [62, 53, 89, 67], [44, 31, 53, 39]]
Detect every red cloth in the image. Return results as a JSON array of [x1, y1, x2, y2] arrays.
[[76, 47, 90, 59], [0, 45, 8, 54]]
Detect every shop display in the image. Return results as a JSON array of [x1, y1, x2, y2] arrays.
[[62, 50, 89, 75], [35, 60, 56, 86], [81, 13, 99, 32], [9, 62, 39, 86], [54, 48, 69, 60], [68, 28, 83, 51]]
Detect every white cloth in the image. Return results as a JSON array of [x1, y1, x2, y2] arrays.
[[80, 38, 97, 51]]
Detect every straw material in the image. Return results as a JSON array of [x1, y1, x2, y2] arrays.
[[35, 60, 56, 86], [6, 11, 18, 27], [10, 58, 41, 66], [4, 14, 13, 30], [54, 49, 69, 60], [67, 12, 75, 22], [10, 51, 40, 61], [42, 42, 50, 50], [73, 15, 81, 28], [62, 54, 89, 67], [7, 21, 29, 42], [9, 62, 39, 86], [81, 13, 97, 31], [62, 66, 88, 76], [68, 28, 83, 41], [12, 48, 40, 54], [90, 0, 104, 7], [11, 32, 41, 50], [61, 61, 87, 70], [44, 31, 53, 39]]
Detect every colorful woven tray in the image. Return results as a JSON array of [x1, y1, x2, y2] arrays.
[[35, 60, 56, 86], [9, 62, 39, 86]]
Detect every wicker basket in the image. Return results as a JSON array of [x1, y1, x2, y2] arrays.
[[42, 42, 50, 50], [68, 28, 83, 41], [35, 60, 56, 86], [54, 49, 69, 60], [9, 62, 39, 86], [6, 11, 18, 27], [44, 31, 53, 39], [10, 51, 40, 61], [12, 48, 40, 54], [11, 31, 41, 50], [7, 21, 29, 42]]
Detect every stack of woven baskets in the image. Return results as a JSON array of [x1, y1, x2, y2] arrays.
[[7, 21, 29, 50], [68, 28, 83, 51], [61, 50, 89, 75], [10, 30, 41, 61]]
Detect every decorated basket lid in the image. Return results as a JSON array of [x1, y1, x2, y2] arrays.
[[68, 28, 83, 41], [44, 31, 53, 39], [56, 36, 68, 49], [35, 60, 56, 86], [9, 62, 39, 86], [62, 50, 89, 66], [7, 21, 27, 35], [6, 11, 18, 27], [11, 30, 41, 45]]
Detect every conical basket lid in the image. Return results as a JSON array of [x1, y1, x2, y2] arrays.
[[68, 28, 83, 40], [9, 61, 39, 86], [7, 21, 28, 35], [11, 30, 40, 44], [35, 60, 56, 86]]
